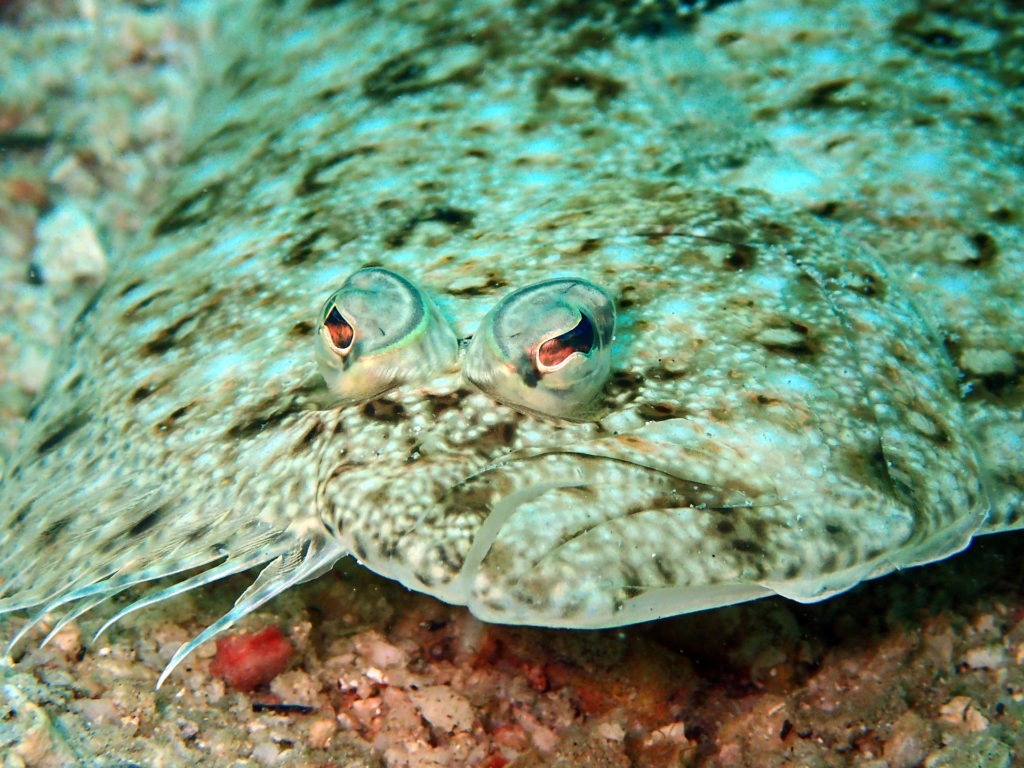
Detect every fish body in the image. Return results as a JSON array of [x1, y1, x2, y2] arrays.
[[0, 0, 1018, 681]]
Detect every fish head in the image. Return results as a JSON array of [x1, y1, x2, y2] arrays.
[[302, 193, 984, 629]]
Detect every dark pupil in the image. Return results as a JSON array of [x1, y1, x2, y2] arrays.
[[538, 313, 594, 369], [325, 307, 354, 351]]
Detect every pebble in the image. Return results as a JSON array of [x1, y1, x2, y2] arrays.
[[31, 203, 107, 294], [307, 718, 336, 749], [924, 733, 1012, 768], [964, 645, 1007, 670], [269, 669, 321, 706], [408, 685, 475, 734], [884, 711, 933, 768]]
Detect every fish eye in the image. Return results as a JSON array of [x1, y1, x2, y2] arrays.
[[314, 267, 458, 401], [463, 277, 615, 419]]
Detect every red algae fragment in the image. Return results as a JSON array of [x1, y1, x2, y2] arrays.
[[209, 627, 294, 691]]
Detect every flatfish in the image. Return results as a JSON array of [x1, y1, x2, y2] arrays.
[[0, 0, 1012, 687]]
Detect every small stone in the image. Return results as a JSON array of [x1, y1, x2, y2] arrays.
[[884, 711, 933, 768], [924, 732, 1011, 768], [964, 646, 1006, 670], [154, 623, 189, 662], [939, 696, 973, 724], [960, 348, 1016, 378], [350, 696, 382, 728], [595, 721, 626, 742], [355, 632, 407, 668], [408, 685, 475, 734], [12, 723, 51, 766], [965, 706, 989, 733], [251, 741, 280, 766], [48, 622, 81, 654], [32, 203, 107, 294], [76, 698, 121, 727], [308, 719, 336, 749], [269, 669, 321, 707]]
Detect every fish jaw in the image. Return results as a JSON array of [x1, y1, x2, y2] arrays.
[[320, 413, 925, 629]]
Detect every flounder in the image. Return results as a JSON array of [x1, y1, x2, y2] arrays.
[[0, 0, 1018, 688]]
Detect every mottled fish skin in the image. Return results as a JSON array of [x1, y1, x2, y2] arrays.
[[0, 0, 998, 674]]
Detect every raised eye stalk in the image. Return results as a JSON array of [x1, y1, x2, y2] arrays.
[[463, 278, 615, 420], [314, 267, 458, 401]]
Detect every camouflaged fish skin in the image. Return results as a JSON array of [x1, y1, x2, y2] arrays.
[[0, 0, 1005, 669]]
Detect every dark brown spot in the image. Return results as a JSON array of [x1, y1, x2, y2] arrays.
[[732, 539, 764, 555], [291, 320, 315, 337], [123, 288, 173, 319], [26, 263, 44, 285], [13, 501, 33, 526], [283, 228, 328, 266], [128, 506, 167, 537], [427, 207, 475, 228], [131, 382, 158, 402], [363, 399, 406, 423], [155, 405, 190, 432], [477, 422, 518, 453], [537, 67, 625, 108], [306, 0, 347, 10], [988, 206, 1014, 223], [228, 401, 306, 439], [153, 182, 226, 236], [37, 413, 89, 455], [184, 525, 213, 545], [142, 302, 218, 356], [427, 390, 469, 415], [799, 77, 854, 108], [725, 244, 756, 270], [363, 44, 483, 101], [444, 275, 508, 296], [757, 220, 792, 244], [716, 521, 734, 534], [39, 517, 72, 546], [603, 370, 645, 406], [297, 147, 376, 196], [353, 535, 368, 561], [118, 279, 145, 297], [297, 421, 324, 448], [809, 201, 843, 219], [969, 232, 998, 265], [636, 402, 682, 422], [70, 288, 104, 332], [856, 273, 885, 298]]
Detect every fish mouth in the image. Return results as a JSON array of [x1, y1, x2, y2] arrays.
[[328, 417, 898, 629]]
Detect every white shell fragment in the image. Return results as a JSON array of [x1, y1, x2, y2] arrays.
[[314, 267, 458, 402], [463, 278, 615, 420]]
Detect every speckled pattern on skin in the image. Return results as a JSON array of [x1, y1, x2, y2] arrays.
[[0, 0, 1016, 683]]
